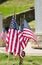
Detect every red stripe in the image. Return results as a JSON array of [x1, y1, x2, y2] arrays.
[[15, 34, 18, 54], [14, 31, 18, 54], [23, 29, 34, 35], [18, 30, 23, 39], [23, 33, 35, 39], [9, 29, 12, 52], [10, 29, 14, 52], [11, 30, 14, 52], [23, 30, 36, 38], [6, 29, 10, 44], [6, 28, 31, 58], [12, 30, 16, 53], [24, 37, 29, 46], [24, 35, 36, 42], [17, 43, 20, 56], [6, 29, 11, 52], [23, 29, 37, 42]]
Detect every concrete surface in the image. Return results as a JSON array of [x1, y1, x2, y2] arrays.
[[0, 42, 42, 56]]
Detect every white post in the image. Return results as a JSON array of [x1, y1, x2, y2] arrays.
[[35, 0, 42, 45], [35, 0, 42, 34], [0, 13, 3, 33]]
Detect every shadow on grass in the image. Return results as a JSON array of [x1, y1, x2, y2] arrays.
[[28, 59, 33, 62], [32, 62, 40, 65], [0, 0, 8, 4]]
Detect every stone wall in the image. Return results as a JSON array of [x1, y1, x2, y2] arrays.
[[3, 8, 35, 30]]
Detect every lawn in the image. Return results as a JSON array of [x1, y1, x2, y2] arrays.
[[0, 53, 42, 65], [29, 20, 35, 28], [0, 0, 34, 17]]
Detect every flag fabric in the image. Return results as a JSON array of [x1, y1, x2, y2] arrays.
[[6, 16, 23, 58], [0, 28, 7, 42], [6, 16, 37, 58], [18, 30, 24, 58], [23, 28, 37, 42], [19, 20, 30, 44], [6, 16, 19, 56], [23, 20, 37, 42], [19, 19, 37, 52], [18, 20, 29, 58]]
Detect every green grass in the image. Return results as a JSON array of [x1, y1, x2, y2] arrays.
[[0, 53, 42, 65], [0, 0, 34, 17], [29, 20, 35, 28]]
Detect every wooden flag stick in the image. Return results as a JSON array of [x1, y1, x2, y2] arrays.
[[19, 51, 25, 65], [12, 53, 16, 65], [19, 57, 23, 65]]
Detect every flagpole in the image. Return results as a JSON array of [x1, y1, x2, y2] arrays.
[[7, 2, 17, 65], [7, 52, 10, 65], [14, 2, 16, 20], [13, 2, 17, 65]]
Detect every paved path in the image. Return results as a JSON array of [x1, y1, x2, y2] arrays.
[[24, 42, 42, 56], [0, 47, 6, 53], [0, 42, 42, 56]]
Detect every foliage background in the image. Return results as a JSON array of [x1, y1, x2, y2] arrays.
[[0, 0, 34, 17]]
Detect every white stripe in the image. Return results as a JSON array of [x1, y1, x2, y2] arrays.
[[18, 32, 23, 38], [22, 42, 25, 48], [6, 37, 8, 42], [20, 46, 23, 58], [23, 28, 33, 33], [23, 31, 35, 37], [6, 29, 10, 42], [23, 34, 36, 40], [25, 38, 29, 44], [12, 30, 17, 53], [15, 37, 19, 55], [19, 36, 23, 42], [26, 38, 28, 43], [24, 37, 26, 40], [8, 29, 13, 52], [7, 33, 10, 37]]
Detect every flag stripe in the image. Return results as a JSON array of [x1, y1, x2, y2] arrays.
[[8, 29, 13, 52], [23, 29, 37, 42], [23, 29, 36, 38], [12, 30, 17, 53], [23, 28, 35, 34], [14, 31, 18, 55], [6, 29, 10, 44], [23, 34, 37, 42]]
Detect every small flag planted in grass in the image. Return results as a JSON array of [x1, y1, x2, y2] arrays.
[[6, 16, 24, 58], [0, 27, 7, 42], [6, 15, 37, 60]]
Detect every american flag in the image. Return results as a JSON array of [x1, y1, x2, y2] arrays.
[[19, 19, 37, 52], [23, 20, 37, 42], [18, 20, 29, 58], [0, 28, 7, 42], [19, 20, 30, 49], [23, 28, 37, 42], [6, 16, 23, 58], [6, 17, 37, 58]]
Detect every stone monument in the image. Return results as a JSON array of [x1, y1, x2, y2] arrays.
[[0, 13, 5, 47], [35, 0, 42, 46], [0, 13, 3, 33]]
